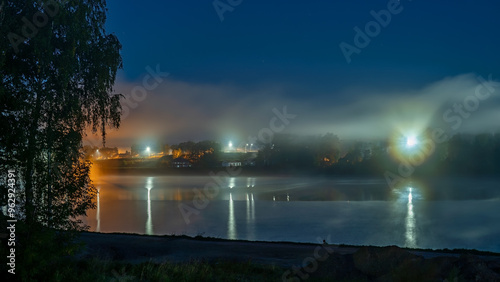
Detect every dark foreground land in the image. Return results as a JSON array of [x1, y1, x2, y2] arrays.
[[66, 232, 500, 281]]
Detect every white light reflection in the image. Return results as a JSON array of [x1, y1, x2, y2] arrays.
[[96, 187, 100, 232], [251, 193, 255, 220], [246, 193, 249, 217], [405, 187, 416, 248], [229, 177, 235, 189], [246, 193, 255, 240], [246, 177, 255, 188], [145, 177, 153, 235], [228, 193, 237, 239]]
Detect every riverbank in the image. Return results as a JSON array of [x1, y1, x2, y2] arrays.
[[94, 165, 500, 183], [72, 231, 500, 281], [92, 158, 500, 178]]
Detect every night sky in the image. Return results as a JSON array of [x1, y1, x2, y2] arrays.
[[90, 0, 500, 148]]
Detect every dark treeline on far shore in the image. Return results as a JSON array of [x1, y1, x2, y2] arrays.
[[257, 132, 500, 177], [93, 132, 500, 177]]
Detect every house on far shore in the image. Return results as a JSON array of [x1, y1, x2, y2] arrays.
[[222, 161, 242, 167], [220, 151, 256, 167], [172, 157, 191, 168], [98, 147, 118, 159]]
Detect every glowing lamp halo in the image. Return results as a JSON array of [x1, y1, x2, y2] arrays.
[[406, 136, 417, 148], [388, 130, 433, 165]]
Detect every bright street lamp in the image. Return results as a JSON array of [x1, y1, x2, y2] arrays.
[[406, 136, 417, 148]]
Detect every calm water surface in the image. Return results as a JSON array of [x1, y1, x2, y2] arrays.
[[84, 174, 500, 252]]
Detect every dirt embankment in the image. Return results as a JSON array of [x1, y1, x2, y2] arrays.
[[75, 232, 500, 281]]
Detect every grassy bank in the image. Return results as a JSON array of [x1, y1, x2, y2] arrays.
[[3, 229, 500, 281], [47, 257, 284, 282]]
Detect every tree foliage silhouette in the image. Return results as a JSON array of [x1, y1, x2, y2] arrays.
[[0, 1, 122, 277]]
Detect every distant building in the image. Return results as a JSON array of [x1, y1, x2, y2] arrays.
[[172, 157, 191, 168], [220, 151, 256, 167], [222, 161, 242, 167], [98, 147, 118, 159], [116, 151, 131, 159]]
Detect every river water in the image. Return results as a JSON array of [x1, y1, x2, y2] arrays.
[[84, 173, 500, 252]]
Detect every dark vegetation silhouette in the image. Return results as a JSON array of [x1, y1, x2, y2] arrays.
[[0, 0, 121, 279], [109, 132, 500, 177], [252, 132, 500, 176]]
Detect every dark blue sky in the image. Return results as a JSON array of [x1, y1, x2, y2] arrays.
[[97, 0, 500, 147]]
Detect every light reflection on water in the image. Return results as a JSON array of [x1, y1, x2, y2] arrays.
[[391, 181, 421, 248], [86, 175, 500, 252], [228, 193, 236, 239], [246, 193, 255, 240], [146, 177, 153, 235], [406, 187, 416, 248], [96, 188, 100, 232]]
